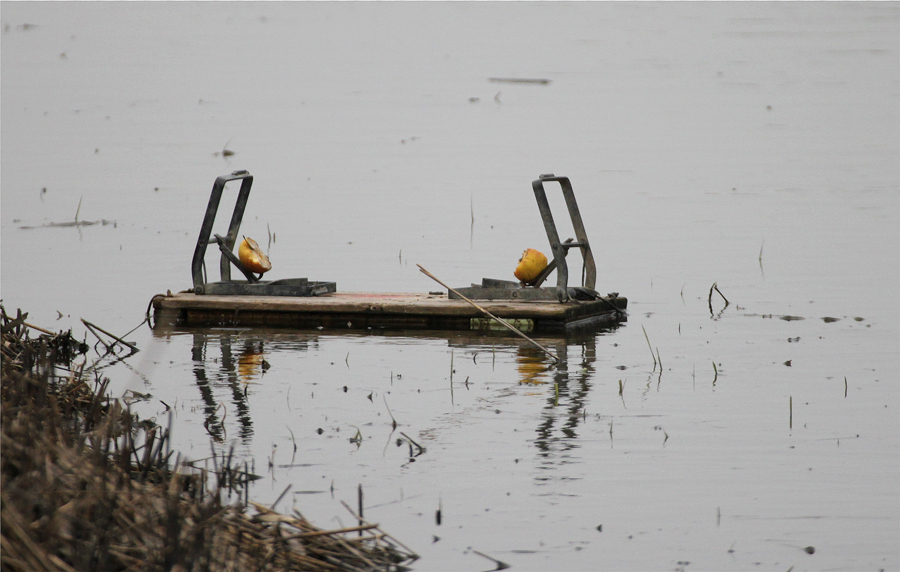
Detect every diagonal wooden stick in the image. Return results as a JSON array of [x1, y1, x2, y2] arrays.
[[417, 264, 559, 363]]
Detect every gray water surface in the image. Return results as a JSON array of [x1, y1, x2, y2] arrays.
[[2, 3, 898, 571]]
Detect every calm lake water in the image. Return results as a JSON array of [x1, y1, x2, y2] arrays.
[[2, 3, 898, 571]]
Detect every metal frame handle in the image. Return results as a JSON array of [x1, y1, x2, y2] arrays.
[[191, 170, 254, 293], [531, 174, 597, 302]]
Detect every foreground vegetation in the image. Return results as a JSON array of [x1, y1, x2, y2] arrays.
[[0, 306, 417, 571]]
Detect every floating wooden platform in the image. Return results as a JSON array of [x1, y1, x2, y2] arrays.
[[151, 291, 627, 334]]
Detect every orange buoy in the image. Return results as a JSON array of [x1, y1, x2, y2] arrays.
[[238, 236, 272, 274], [514, 248, 548, 283]]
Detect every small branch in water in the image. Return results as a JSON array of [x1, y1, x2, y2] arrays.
[[712, 361, 718, 385], [287, 425, 297, 464], [271, 484, 292, 511], [417, 264, 559, 363], [383, 395, 398, 430], [450, 349, 454, 384], [642, 325, 657, 371], [708, 282, 730, 316], [714, 283, 730, 305], [759, 240, 765, 272], [81, 318, 139, 354], [358, 484, 364, 535], [470, 194, 475, 248], [471, 549, 510, 570], [399, 432, 425, 456], [489, 77, 550, 85]]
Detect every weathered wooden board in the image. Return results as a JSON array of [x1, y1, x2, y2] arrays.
[[151, 291, 627, 333]]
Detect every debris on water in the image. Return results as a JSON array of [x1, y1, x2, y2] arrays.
[[822, 316, 840, 323], [471, 549, 510, 570], [19, 218, 116, 229], [780, 315, 805, 321], [804, 545, 815, 554], [20, 195, 116, 229], [214, 138, 235, 157], [489, 77, 551, 85]]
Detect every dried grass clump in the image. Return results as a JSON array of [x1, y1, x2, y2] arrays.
[[1, 307, 417, 571]]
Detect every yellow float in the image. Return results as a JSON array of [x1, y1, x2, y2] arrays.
[[514, 248, 548, 284], [238, 236, 272, 274]]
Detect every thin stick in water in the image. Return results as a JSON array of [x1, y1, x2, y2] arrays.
[[358, 484, 364, 535], [642, 325, 657, 370], [471, 549, 510, 570], [714, 283, 730, 305], [383, 395, 398, 430], [759, 240, 765, 270], [417, 264, 559, 363]]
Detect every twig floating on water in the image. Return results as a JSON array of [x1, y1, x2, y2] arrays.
[[708, 282, 730, 316], [399, 432, 425, 456], [714, 283, 730, 305], [81, 318, 139, 354], [471, 549, 510, 570]]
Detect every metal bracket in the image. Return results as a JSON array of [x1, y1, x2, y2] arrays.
[[192, 170, 254, 292], [532, 174, 596, 302], [191, 170, 336, 297], [449, 174, 600, 304]]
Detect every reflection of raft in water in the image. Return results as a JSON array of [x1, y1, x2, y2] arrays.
[[151, 171, 627, 334]]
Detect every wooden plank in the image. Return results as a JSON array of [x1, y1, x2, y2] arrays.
[[151, 292, 627, 332]]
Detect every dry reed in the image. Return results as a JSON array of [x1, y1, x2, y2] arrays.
[[1, 305, 417, 572]]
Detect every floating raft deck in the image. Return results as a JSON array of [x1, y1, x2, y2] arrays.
[[151, 292, 627, 333]]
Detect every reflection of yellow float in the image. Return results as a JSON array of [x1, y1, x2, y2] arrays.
[[238, 236, 272, 274], [514, 248, 548, 284], [238, 347, 267, 383], [517, 347, 552, 384]]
